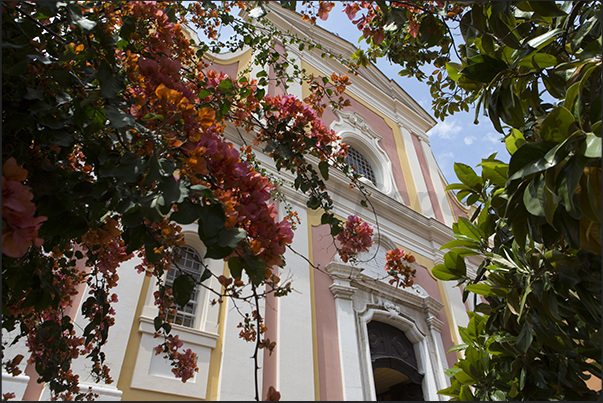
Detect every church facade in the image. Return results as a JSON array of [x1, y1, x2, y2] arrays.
[[2, 4, 476, 401]]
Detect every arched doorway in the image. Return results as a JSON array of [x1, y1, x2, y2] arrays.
[[368, 321, 424, 401]]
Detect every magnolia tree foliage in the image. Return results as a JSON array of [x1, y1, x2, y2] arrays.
[[291, 0, 601, 400], [1, 1, 418, 401]]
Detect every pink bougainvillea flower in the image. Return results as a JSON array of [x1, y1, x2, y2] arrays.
[[337, 215, 374, 263], [2, 157, 46, 258]]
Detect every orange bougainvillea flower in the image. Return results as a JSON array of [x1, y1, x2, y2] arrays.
[[197, 107, 216, 130], [2, 157, 28, 182], [155, 83, 183, 103]]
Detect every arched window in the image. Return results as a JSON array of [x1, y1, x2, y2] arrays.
[[346, 145, 377, 186], [165, 246, 205, 328]]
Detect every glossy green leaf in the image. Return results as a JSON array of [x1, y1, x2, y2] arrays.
[[454, 163, 482, 188], [66, 3, 97, 33], [466, 283, 509, 297], [171, 200, 200, 225], [198, 203, 226, 240], [584, 134, 602, 158], [455, 217, 481, 241], [528, 1, 566, 17], [244, 255, 266, 286], [440, 239, 480, 250], [432, 263, 461, 281], [540, 106, 574, 142], [172, 274, 196, 308], [516, 322, 533, 353], [505, 129, 526, 155], [517, 53, 558, 69], [460, 55, 508, 83], [228, 256, 244, 279], [318, 160, 329, 181], [446, 62, 462, 82], [523, 176, 546, 217]]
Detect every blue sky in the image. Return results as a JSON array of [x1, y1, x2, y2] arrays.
[[315, 4, 510, 185]]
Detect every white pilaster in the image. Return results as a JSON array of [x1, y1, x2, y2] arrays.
[[276, 204, 315, 401], [420, 137, 455, 226], [326, 263, 364, 400]]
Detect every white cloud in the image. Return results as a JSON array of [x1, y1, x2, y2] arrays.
[[464, 136, 475, 145], [427, 119, 463, 140], [484, 131, 502, 145]]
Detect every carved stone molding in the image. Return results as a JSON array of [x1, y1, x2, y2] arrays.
[[330, 110, 402, 203], [426, 315, 445, 333], [329, 283, 357, 300]]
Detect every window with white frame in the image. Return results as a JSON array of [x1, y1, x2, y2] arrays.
[[165, 246, 205, 328], [346, 145, 377, 186], [131, 227, 222, 398], [331, 110, 403, 203]]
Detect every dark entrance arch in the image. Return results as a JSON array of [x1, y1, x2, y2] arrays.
[[368, 321, 424, 401]]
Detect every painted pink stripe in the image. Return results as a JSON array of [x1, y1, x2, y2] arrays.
[[262, 288, 279, 400], [312, 224, 344, 401]]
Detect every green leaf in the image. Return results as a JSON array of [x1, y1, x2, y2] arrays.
[[217, 78, 234, 93], [154, 316, 163, 332], [517, 53, 558, 69], [67, 4, 97, 33], [440, 239, 480, 250], [172, 274, 196, 308], [460, 55, 508, 83], [454, 370, 477, 385], [523, 176, 546, 217], [318, 161, 329, 181], [540, 106, 575, 142], [443, 249, 468, 276], [477, 203, 496, 238], [446, 62, 462, 82], [543, 184, 561, 227], [528, 1, 566, 16], [105, 105, 135, 129], [505, 128, 526, 155], [584, 134, 602, 158], [446, 183, 472, 191], [432, 263, 461, 281], [119, 16, 136, 40], [508, 141, 559, 180], [454, 163, 482, 189], [456, 217, 481, 241], [244, 255, 266, 286], [171, 200, 200, 225], [97, 66, 122, 99], [437, 384, 460, 398], [198, 203, 226, 241], [198, 89, 211, 99], [216, 227, 246, 250], [447, 343, 470, 353], [115, 152, 147, 183], [479, 161, 508, 186], [465, 284, 509, 297], [516, 322, 533, 353], [228, 256, 244, 279], [306, 196, 321, 210]]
